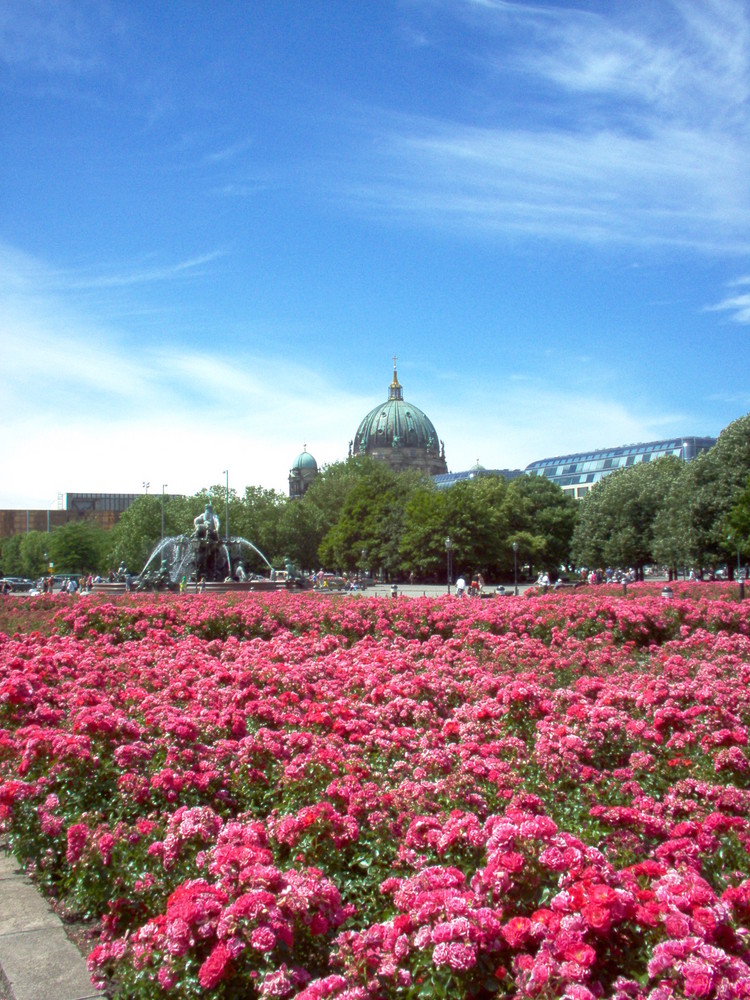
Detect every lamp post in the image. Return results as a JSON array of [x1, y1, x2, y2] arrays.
[[512, 541, 519, 596], [161, 484, 167, 542], [223, 470, 229, 542], [142, 481, 150, 494], [729, 533, 744, 599], [444, 536, 453, 595]]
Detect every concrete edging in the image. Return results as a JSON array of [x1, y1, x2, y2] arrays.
[[0, 852, 100, 1000]]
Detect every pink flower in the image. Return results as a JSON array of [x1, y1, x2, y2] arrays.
[[682, 961, 714, 998], [432, 940, 477, 970], [250, 925, 276, 952], [502, 916, 532, 948], [198, 941, 233, 989], [65, 823, 89, 864]]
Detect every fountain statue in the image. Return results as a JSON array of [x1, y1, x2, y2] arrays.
[[136, 504, 283, 591]]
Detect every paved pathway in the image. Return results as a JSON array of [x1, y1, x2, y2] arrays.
[[0, 851, 99, 1000]]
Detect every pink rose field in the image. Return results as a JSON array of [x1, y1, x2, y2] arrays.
[[1, 586, 750, 999]]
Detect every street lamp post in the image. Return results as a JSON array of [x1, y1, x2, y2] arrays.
[[223, 470, 229, 542], [142, 481, 150, 494], [512, 541, 519, 596], [729, 533, 744, 599], [445, 536, 453, 595], [161, 484, 167, 542]]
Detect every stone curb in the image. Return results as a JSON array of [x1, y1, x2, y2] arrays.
[[0, 852, 100, 1000]]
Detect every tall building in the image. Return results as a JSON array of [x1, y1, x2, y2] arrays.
[[349, 360, 448, 477]]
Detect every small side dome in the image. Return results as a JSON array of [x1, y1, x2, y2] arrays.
[[292, 449, 318, 472], [289, 446, 318, 499], [469, 460, 486, 478]]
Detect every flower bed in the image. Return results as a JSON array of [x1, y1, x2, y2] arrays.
[[1, 588, 749, 998]]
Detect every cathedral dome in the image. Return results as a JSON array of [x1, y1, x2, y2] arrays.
[[351, 361, 448, 476]]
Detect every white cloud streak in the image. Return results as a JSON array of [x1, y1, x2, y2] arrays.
[[706, 276, 750, 324], [346, 1, 750, 251]]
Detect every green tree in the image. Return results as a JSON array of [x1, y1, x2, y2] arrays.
[[319, 463, 425, 575], [572, 457, 682, 578], [399, 486, 448, 579], [727, 476, 750, 557], [277, 498, 326, 571], [301, 457, 375, 540], [48, 521, 108, 575], [19, 531, 53, 579], [231, 486, 286, 566], [504, 475, 576, 576], [0, 535, 23, 577], [651, 416, 750, 578], [443, 477, 509, 579]]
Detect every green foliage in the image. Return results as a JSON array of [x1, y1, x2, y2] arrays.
[[652, 415, 750, 575], [19, 531, 53, 578], [442, 478, 506, 577], [727, 476, 750, 557], [277, 498, 326, 571], [1, 531, 54, 578], [319, 461, 426, 574], [572, 456, 682, 574], [504, 474, 577, 574], [0, 534, 23, 576], [399, 486, 448, 577], [48, 521, 109, 574]]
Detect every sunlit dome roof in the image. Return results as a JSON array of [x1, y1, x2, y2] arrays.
[[353, 363, 442, 457], [292, 448, 317, 472]]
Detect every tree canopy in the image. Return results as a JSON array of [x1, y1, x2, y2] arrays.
[[572, 457, 682, 578]]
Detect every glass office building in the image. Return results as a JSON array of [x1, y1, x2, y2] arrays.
[[525, 436, 716, 499]]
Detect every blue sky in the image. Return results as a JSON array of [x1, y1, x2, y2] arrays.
[[2, 0, 749, 509]]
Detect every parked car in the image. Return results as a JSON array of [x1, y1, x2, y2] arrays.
[[0, 577, 34, 592]]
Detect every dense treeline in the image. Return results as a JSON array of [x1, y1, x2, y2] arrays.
[[2, 414, 750, 582]]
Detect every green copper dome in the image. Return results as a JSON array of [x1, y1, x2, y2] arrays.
[[352, 362, 447, 476], [292, 448, 318, 472]]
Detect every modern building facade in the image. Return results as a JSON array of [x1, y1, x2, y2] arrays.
[[525, 436, 717, 499], [0, 493, 140, 536]]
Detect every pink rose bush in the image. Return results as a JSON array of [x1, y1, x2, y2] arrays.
[[0, 586, 750, 997]]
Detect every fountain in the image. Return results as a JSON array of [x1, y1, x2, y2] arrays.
[[133, 503, 305, 592]]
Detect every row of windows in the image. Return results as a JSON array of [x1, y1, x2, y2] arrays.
[[525, 437, 716, 474], [66, 494, 139, 513]]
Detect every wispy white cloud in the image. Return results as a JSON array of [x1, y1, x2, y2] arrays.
[[0, 242, 224, 297], [347, 1, 750, 252], [706, 276, 750, 324], [0, 0, 120, 75]]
